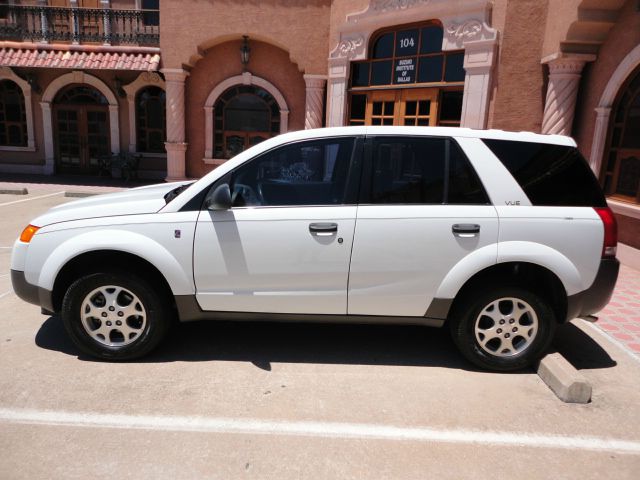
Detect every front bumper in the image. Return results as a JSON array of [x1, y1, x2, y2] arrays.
[[10, 270, 54, 312], [566, 258, 620, 321]]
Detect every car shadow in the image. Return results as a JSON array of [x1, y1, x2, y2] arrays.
[[552, 321, 617, 370], [36, 315, 477, 371], [35, 316, 616, 372]]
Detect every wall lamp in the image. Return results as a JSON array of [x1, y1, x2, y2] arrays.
[[240, 35, 251, 69]]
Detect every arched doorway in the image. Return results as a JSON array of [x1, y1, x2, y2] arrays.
[[53, 84, 111, 174], [213, 85, 281, 159], [601, 66, 640, 204]]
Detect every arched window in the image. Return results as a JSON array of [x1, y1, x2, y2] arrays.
[[0, 79, 27, 147], [214, 85, 280, 159], [602, 67, 640, 203], [55, 85, 109, 105], [348, 21, 464, 128], [136, 86, 166, 153]]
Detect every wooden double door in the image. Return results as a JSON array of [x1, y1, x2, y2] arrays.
[[54, 105, 110, 174], [359, 88, 439, 126]]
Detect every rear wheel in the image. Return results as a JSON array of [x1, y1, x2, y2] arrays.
[[61, 272, 171, 360], [450, 287, 556, 371]]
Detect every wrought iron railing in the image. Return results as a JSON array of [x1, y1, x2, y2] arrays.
[[0, 5, 159, 46]]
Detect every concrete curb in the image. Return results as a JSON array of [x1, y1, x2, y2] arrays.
[[64, 192, 98, 198], [0, 188, 28, 195], [536, 352, 592, 404]]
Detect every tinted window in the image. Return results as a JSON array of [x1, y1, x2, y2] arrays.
[[373, 33, 394, 59], [369, 137, 488, 204], [444, 52, 465, 82], [371, 60, 392, 85], [417, 55, 443, 83], [420, 26, 443, 54], [483, 139, 607, 207], [439, 90, 463, 122], [229, 138, 355, 207], [351, 62, 370, 87], [396, 29, 419, 56]]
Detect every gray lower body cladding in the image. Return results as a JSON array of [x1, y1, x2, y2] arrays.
[[566, 258, 620, 321]]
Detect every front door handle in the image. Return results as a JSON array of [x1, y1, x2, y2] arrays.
[[309, 222, 338, 236], [452, 223, 480, 237]]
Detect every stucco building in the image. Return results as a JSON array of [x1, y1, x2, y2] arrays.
[[0, 0, 639, 249]]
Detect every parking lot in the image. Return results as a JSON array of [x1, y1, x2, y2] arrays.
[[1, 188, 640, 479]]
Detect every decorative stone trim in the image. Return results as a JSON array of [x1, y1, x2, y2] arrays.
[[332, 36, 366, 60], [327, 0, 497, 128], [203, 72, 290, 161], [541, 53, 595, 136], [608, 199, 640, 221], [0, 67, 36, 152], [442, 18, 497, 50], [590, 107, 611, 173], [370, 0, 431, 12], [122, 71, 165, 154], [589, 44, 640, 175], [40, 70, 120, 174]]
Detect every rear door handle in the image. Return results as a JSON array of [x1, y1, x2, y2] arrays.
[[309, 222, 338, 236], [452, 224, 480, 237]]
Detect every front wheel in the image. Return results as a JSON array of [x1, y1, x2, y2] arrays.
[[61, 272, 171, 360], [450, 287, 556, 371]]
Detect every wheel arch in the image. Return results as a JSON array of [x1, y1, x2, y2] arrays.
[[37, 229, 193, 314], [51, 249, 178, 314], [447, 262, 569, 324]]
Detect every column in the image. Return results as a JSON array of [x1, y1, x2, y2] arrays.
[[327, 35, 365, 127], [303, 74, 327, 130], [326, 58, 349, 127], [460, 38, 498, 129], [162, 68, 189, 181], [541, 53, 595, 136], [40, 102, 54, 174]]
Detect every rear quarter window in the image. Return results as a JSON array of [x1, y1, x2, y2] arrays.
[[482, 139, 607, 207]]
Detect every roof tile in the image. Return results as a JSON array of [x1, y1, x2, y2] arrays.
[[0, 47, 160, 71]]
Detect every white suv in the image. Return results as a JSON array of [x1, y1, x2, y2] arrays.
[[11, 127, 619, 370]]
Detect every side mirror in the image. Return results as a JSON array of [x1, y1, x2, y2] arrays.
[[205, 183, 232, 211]]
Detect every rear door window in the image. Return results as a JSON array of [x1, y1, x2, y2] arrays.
[[482, 139, 607, 207], [364, 136, 489, 204]]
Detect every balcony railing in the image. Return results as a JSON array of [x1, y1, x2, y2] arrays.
[[0, 5, 159, 46]]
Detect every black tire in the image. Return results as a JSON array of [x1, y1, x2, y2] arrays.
[[61, 271, 171, 360], [449, 287, 556, 371]]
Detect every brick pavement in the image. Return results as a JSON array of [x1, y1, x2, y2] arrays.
[[596, 263, 640, 357]]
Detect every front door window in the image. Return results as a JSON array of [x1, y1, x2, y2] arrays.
[[226, 137, 356, 207]]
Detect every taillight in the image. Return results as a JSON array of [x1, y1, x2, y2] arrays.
[[594, 207, 617, 258]]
